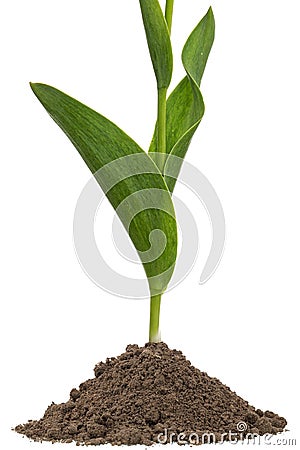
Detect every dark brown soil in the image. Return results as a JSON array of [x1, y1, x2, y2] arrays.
[[15, 343, 287, 445]]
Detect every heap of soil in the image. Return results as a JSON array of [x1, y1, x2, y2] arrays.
[[15, 343, 287, 446]]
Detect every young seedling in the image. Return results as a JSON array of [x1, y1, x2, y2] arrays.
[[30, 0, 215, 343]]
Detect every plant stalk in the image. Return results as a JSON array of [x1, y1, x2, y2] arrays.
[[165, 0, 174, 33], [156, 87, 167, 173], [149, 0, 175, 343], [150, 87, 166, 338], [149, 294, 162, 342]]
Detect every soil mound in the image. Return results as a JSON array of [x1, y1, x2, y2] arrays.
[[15, 343, 287, 445]]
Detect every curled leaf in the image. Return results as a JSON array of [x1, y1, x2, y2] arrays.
[[149, 7, 215, 192], [139, 0, 173, 89]]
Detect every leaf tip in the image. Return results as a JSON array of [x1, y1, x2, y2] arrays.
[[29, 82, 42, 98], [29, 82, 43, 92], [29, 83, 53, 105], [207, 6, 215, 25]]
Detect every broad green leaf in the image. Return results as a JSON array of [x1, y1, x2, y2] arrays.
[[149, 7, 215, 192], [139, 0, 173, 89], [30, 83, 177, 296]]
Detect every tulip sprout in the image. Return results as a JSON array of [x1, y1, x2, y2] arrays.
[[30, 0, 215, 342]]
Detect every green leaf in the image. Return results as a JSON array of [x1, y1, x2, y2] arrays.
[[139, 0, 173, 89], [30, 83, 177, 296], [149, 7, 215, 192]]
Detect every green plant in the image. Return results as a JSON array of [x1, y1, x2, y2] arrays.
[[30, 0, 215, 343]]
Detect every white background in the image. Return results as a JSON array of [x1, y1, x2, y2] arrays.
[[1, 0, 299, 448]]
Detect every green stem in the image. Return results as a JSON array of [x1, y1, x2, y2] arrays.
[[149, 0, 175, 344], [156, 87, 167, 173], [149, 294, 162, 342], [165, 0, 174, 33]]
